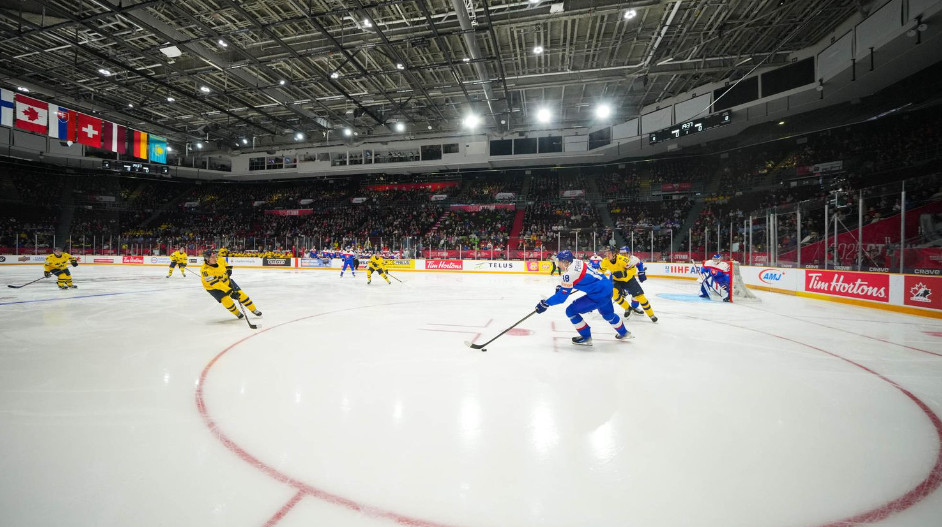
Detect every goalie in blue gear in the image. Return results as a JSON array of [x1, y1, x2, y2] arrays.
[[699, 254, 731, 301], [534, 250, 630, 346]]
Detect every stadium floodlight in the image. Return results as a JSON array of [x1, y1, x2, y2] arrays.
[[200, 86, 210, 93], [463, 113, 481, 129], [394, 122, 406, 133], [343, 128, 353, 137], [595, 104, 612, 119], [295, 132, 305, 141], [624, 9, 637, 20], [533, 45, 544, 54], [536, 108, 551, 123]]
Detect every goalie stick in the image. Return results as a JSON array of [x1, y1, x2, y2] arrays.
[[7, 276, 49, 289], [464, 309, 538, 352]]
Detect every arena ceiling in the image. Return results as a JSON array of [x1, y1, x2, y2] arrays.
[[0, 0, 862, 149]]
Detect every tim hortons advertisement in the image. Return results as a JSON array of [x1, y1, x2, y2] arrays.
[[150, 256, 172, 265], [424, 260, 463, 271], [804, 270, 889, 302], [262, 257, 292, 267], [122, 256, 144, 264], [385, 259, 415, 270], [903, 275, 942, 310]]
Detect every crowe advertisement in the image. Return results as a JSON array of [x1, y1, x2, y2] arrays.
[[804, 270, 889, 302], [424, 259, 463, 271]]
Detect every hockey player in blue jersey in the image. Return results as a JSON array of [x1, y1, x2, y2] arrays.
[[340, 251, 356, 277], [534, 250, 630, 346]]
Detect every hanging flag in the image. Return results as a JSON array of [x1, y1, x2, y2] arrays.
[[76, 113, 103, 147], [14, 94, 48, 134], [131, 129, 148, 159], [101, 122, 127, 154], [0, 89, 13, 128], [149, 135, 168, 164], [48, 106, 77, 143]]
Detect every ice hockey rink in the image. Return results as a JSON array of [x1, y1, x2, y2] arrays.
[[1, 264, 941, 527]]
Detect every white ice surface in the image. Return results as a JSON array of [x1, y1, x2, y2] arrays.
[[1, 265, 941, 527]]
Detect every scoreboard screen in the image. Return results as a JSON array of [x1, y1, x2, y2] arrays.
[[649, 111, 732, 144], [102, 160, 170, 175]]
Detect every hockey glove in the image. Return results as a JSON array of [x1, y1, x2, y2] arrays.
[[226, 268, 233, 277], [555, 285, 562, 293], [70, 259, 78, 267], [535, 300, 550, 314], [44, 271, 51, 278], [228, 289, 242, 300], [638, 271, 647, 282], [612, 271, 626, 279]]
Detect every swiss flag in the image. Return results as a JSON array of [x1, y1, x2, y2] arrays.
[[76, 113, 103, 147], [14, 94, 48, 134]]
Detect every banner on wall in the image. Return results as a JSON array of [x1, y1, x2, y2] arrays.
[[385, 259, 415, 269], [449, 203, 515, 212], [299, 258, 331, 268], [431, 194, 448, 201], [150, 256, 171, 265], [425, 260, 463, 271], [903, 275, 942, 310], [122, 256, 143, 264], [264, 209, 313, 216], [560, 190, 585, 198], [804, 270, 889, 302], [262, 257, 292, 267]]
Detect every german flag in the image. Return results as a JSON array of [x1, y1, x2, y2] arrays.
[[131, 129, 148, 159]]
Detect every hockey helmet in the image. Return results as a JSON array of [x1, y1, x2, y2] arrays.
[[619, 246, 630, 254], [53, 246, 63, 254], [218, 247, 230, 257], [556, 250, 575, 263], [712, 253, 723, 260], [202, 248, 217, 260]]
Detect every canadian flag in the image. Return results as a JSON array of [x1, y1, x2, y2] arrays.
[[14, 94, 48, 134], [76, 113, 103, 147]]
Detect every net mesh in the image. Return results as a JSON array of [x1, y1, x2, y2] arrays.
[[729, 260, 760, 302]]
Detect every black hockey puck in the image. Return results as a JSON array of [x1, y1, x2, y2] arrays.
[[481, 348, 487, 352]]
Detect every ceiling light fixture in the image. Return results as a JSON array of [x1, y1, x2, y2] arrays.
[[595, 104, 612, 119], [218, 39, 228, 47], [128, 103, 134, 108], [362, 19, 372, 28], [624, 9, 637, 20], [279, 79, 286, 85], [396, 63, 405, 70], [427, 125, 433, 130], [242, 138, 249, 145], [167, 146, 173, 152], [196, 142, 203, 149], [536, 108, 551, 123], [295, 132, 305, 141], [394, 122, 406, 132], [778, 121, 786, 125], [463, 113, 481, 129], [343, 128, 353, 137], [166, 96, 175, 102], [533, 45, 544, 54], [98, 68, 111, 76], [200, 86, 210, 93], [16, 86, 29, 92], [462, 57, 471, 62], [330, 71, 340, 79]]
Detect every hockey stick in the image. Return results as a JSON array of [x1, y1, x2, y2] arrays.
[[387, 272, 404, 283], [7, 276, 49, 289], [234, 298, 258, 330], [464, 309, 538, 352]]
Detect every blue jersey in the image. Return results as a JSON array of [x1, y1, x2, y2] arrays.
[[342, 253, 355, 265], [545, 259, 613, 306]]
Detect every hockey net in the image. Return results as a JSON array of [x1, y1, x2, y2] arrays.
[[727, 260, 760, 302]]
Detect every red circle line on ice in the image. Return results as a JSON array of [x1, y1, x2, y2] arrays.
[[196, 302, 942, 527]]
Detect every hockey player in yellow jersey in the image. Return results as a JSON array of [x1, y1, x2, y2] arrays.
[[44, 247, 78, 289], [366, 253, 391, 285], [167, 247, 188, 278], [601, 246, 657, 322], [200, 249, 262, 320]]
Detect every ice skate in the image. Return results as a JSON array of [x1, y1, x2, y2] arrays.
[[615, 331, 634, 340], [571, 336, 592, 346], [650, 315, 658, 323], [252, 309, 262, 316]]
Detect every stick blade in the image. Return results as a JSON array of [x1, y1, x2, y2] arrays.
[[464, 340, 485, 350]]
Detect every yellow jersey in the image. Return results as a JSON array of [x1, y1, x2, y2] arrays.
[[170, 250, 188, 264], [600, 254, 638, 282], [200, 262, 232, 293], [368, 255, 387, 270], [44, 252, 77, 272]]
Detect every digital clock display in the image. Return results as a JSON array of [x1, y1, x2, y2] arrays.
[[649, 110, 732, 144]]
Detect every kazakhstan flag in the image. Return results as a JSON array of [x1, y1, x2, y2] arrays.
[[149, 136, 168, 164]]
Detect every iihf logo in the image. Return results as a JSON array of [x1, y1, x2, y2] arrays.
[[909, 283, 932, 303]]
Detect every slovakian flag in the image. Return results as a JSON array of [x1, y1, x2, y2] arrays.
[[101, 122, 127, 154], [0, 88, 13, 128], [48, 106, 77, 143], [76, 113, 103, 147], [14, 94, 48, 134], [131, 130, 148, 159], [148, 135, 168, 164]]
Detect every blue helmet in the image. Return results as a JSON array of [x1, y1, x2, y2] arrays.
[[556, 250, 574, 263], [713, 253, 723, 260], [619, 246, 630, 254]]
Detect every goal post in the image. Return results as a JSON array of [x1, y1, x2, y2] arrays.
[[727, 260, 760, 302]]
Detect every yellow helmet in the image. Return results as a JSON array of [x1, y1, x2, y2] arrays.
[[218, 248, 230, 256]]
